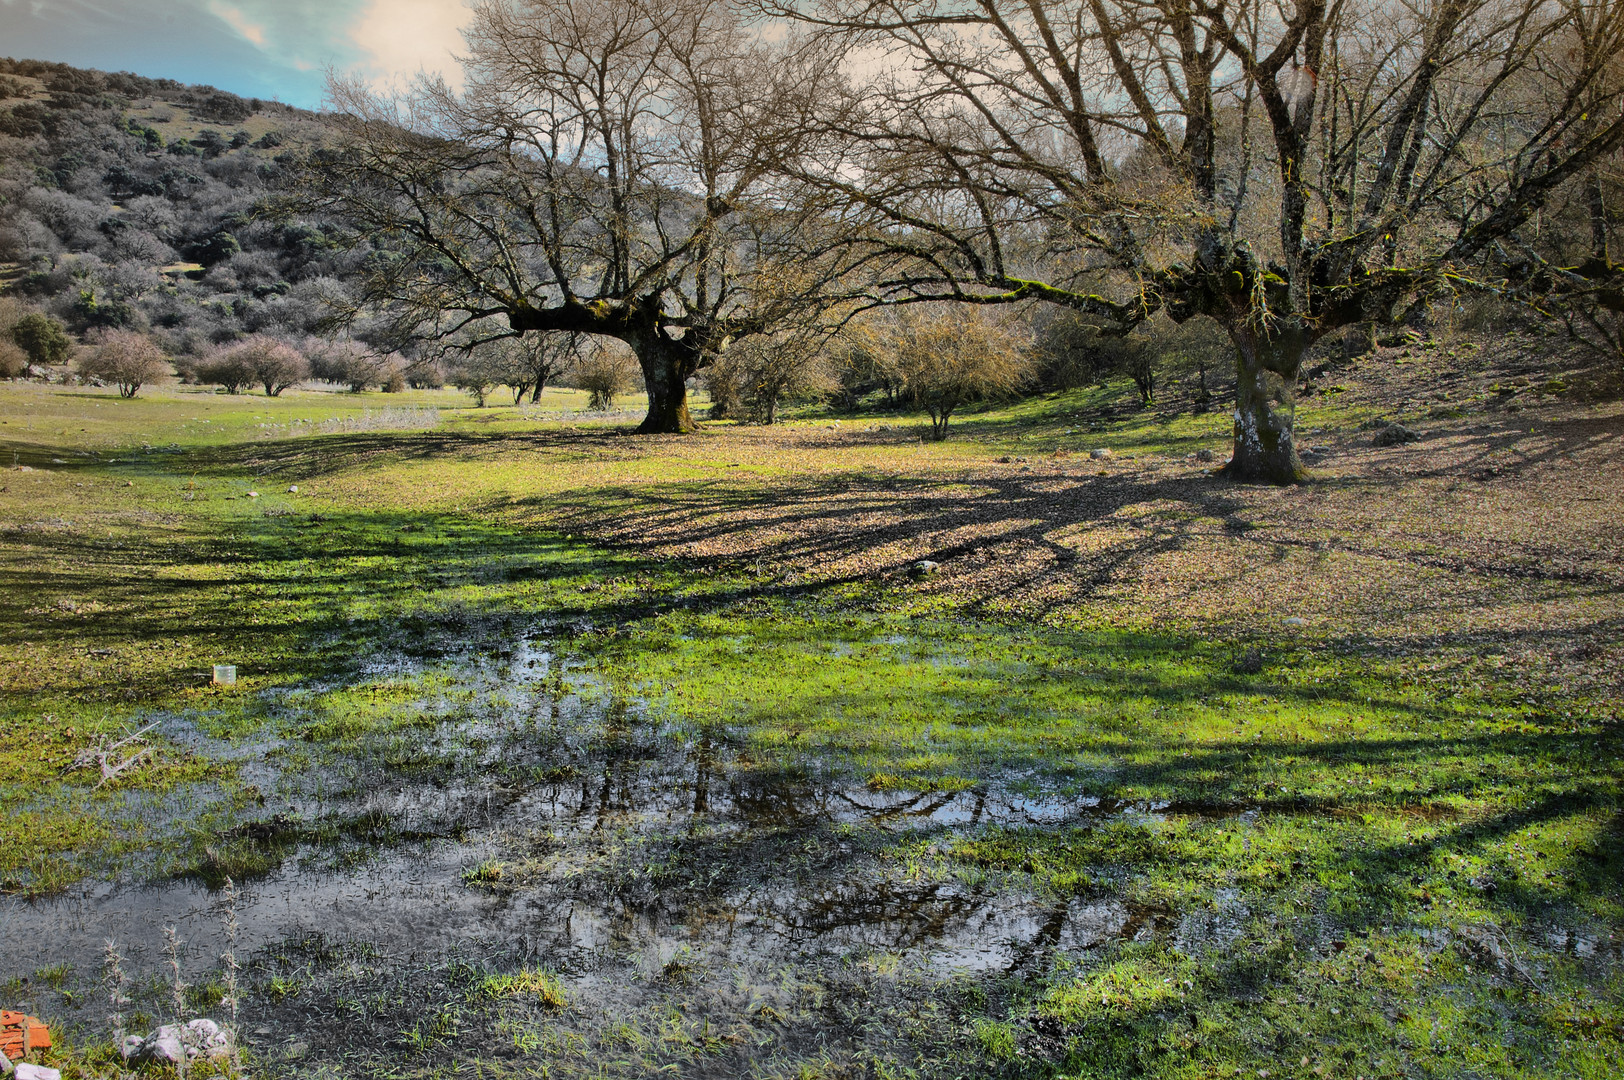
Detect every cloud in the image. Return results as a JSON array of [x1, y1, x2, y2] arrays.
[[349, 0, 472, 89], [206, 1, 266, 47], [0, 0, 473, 106], [0, 0, 328, 102]]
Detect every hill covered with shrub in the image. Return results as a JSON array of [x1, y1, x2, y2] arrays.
[[0, 57, 361, 359]]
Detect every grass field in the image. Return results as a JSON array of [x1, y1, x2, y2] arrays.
[[1, 351, 1621, 1079]]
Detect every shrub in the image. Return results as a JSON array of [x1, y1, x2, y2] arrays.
[[78, 330, 169, 397], [192, 347, 257, 393], [0, 340, 27, 378], [221, 335, 308, 396], [10, 311, 72, 366], [572, 342, 638, 410]]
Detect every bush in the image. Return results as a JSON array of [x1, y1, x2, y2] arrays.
[[221, 335, 309, 396], [10, 311, 73, 366], [0, 340, 28, 378], [78, 330, 168, 397], [864, 306, 1033, 439], [572, 343, 638, 410], [192, 347, 257, 393], [193, 92, 253, 124]]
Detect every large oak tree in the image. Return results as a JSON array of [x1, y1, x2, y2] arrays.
[[779, 0, 1624, 480], [300, 0, 847, 433]]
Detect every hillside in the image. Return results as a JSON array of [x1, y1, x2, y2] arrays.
[[0, 58, 355, 354]]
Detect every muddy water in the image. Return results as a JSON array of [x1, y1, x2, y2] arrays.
[[3, 639, 1179, 1075], [1, 755, 1159, 982]]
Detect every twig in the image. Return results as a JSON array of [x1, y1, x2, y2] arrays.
[[63, 721, 161, 789]]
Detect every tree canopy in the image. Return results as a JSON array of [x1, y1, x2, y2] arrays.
[[298, 0, 854, 433], [772, 0, 1624, 478]]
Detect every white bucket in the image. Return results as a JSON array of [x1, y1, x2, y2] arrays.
[[212, 664, 237, 685]]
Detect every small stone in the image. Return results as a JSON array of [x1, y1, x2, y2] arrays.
[[0, 1049, 12, 1074], [126, 480, 134, 486], [285, 1041, 310, 1060], [909, 559, 940, 577], [995, 455, 1013, 464], [15, 1064, 61, 1080], [1283, 617, 1307, 627], [1195, 449, 1216, 463], [287, 485, 298, 493], [246, 491, 260, 498], [1089, 448, 1112, 460]]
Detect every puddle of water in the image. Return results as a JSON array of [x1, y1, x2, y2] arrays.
[[3, 752, 1156, 987], [1, 844, 1145, 990], [2, 638, 1178, 1037]]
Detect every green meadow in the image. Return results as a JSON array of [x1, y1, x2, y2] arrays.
[[1, 378, 1620, 1080]]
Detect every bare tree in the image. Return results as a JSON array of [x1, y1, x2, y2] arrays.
[[297, 0, 851, 434], [451, 347, 507, 406], [307, 338, 404, 392], [192, 346, 257, 394], [224, 336, 308, 397], [864, 305, 1033, 438], [722, 328, 840, 423], [508, 333, 580, 404], [79, 330, 168, 398], [778, 0, 1624, 480], [573, 341, 640, 409]]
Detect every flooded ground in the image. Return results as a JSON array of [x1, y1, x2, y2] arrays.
[[2, 637, 1176, 1075], [7, 628, 1620, 1079]]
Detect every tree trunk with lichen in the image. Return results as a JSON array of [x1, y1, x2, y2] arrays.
[[629, 328, 701, 434], [1222, 322, 1308, 484]]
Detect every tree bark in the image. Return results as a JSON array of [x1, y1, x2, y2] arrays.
[[630, 330, 700, 434], [1222, 324, 1307, 484]]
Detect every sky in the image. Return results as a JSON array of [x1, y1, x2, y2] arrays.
[[0, 0, 474, 108]]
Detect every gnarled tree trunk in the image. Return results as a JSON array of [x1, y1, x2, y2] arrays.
[[628, 329, 701, 435], [1223, 323, 1308, 484]]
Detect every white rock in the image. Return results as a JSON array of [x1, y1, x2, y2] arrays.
[[0, 1049, 13, 1074], [910, 559, 940, 576], [15, 1063, 61, 1080], [287, 485, 298, 493], [1090, 448, 1112, 460], [126, 1029, 184, 1065], [246, 491, 260, 498], [186, 1018, 233, 1060], [122, 1020, 230, 1065], [1283, 616, 1307, 627]]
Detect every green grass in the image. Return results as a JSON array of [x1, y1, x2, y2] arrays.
[[475, 967, 568, 1009], [1, 380, 1620, 1079]]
